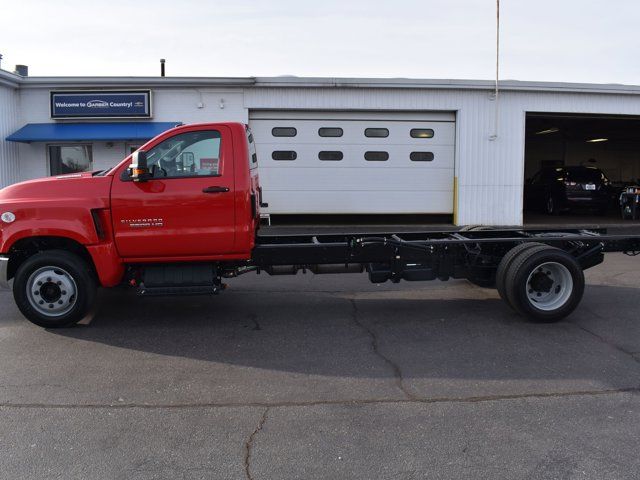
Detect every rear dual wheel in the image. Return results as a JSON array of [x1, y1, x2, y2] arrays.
[[495, 242, 544, 302], [497, 244, 584, 323]]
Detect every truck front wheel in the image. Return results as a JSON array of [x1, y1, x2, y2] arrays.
[[13, 250, 97, 328]]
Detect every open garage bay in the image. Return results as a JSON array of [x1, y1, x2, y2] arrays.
[[524, 114, 640, 228]]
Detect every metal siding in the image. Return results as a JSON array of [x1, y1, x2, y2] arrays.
[[3, 81, 640, 225], [5, 88, 250, 186], [245, 87, 640, 225], [0, 85, 20, 188]]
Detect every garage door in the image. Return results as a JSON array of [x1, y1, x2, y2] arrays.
[[249, 111, 456, 214]]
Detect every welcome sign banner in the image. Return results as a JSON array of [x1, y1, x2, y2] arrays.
[[50, 91, 151, 118]]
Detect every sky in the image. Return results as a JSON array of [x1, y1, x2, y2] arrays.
[[1, 0, 639, 84]]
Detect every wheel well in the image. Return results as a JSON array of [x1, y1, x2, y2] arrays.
[[7, 236, 96, 282]]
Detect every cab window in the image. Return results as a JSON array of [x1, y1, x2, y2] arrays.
[[145, 130, 222, 178]]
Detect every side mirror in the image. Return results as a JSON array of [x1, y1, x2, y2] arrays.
[[130, 151, 150, 182]]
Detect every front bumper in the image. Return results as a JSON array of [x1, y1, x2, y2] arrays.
[[0, 256, 9, 290]]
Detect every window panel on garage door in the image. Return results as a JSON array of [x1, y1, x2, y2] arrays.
[[249, 115, 456, 214], [250, 119, 455, 145], [257, 143, 453, 167]]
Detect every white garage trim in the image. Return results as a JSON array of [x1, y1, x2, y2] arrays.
[[250, 110, 456, 122]]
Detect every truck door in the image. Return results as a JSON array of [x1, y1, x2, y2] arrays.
[[110, 126, 236, 258]]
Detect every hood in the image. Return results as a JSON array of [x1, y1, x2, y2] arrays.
[[0, 172, 113, 206], [0, 173, 116, 254]]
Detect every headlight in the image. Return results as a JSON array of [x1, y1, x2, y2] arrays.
[[1, 212, 16, 223]]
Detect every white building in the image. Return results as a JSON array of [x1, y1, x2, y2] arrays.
[[2, 67, 640, 226]]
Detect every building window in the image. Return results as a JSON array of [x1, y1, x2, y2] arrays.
[[364, 151, 389, 161], [272, 151, 297, 161], [410, 128, 435, 139], [410, 152, 435, 162], [318, 151, 343, 161], [48, 145, 93, 175], [272, 127, 297, 137], [318, 127, 343, 137]]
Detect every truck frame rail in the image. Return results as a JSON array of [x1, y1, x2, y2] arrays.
[[253, 227, 640, 267]]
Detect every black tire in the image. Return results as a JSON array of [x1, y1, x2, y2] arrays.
[[545, 195, 560, 215], [504, 246, 584, 323], [13, 250, 97, 328], [496, 242, 545, 307]]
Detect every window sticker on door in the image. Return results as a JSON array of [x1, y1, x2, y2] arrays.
[[200, 158, 219, 174]]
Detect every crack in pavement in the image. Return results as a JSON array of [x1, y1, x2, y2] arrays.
[[571, 310, 640, 366], [247, 313, 261, 331], [349, 298, 417, 400], [244, 407, 268, 480], [0, 387, 638, 410]]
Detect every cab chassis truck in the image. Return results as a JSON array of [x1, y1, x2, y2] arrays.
[[0, 122, 639, 328]]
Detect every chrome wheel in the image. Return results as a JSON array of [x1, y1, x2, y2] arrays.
[[26, 266, 78, 317], [525, 261, 573, 311]]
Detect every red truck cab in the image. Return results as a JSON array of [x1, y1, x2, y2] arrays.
[[0, 122, 261, 327], [109, 122, 260, 261]]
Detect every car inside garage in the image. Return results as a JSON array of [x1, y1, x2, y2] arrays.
[[524, 113, 640, 226]]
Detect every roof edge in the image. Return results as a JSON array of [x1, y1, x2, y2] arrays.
[[0, 69, 22, 88], [6, 74, 640, 95], [253, 77, 640, 94], [17, 76, 257, 89]]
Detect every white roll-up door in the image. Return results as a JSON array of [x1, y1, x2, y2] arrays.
[[249, 111, 456, 214]]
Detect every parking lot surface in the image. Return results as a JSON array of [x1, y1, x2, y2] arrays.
[[1, 253, 639, 479]]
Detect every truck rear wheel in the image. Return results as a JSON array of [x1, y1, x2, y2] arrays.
[[504, 246, 584, 323], [13, 250, 97, 328], [495, 242, 545, 306]]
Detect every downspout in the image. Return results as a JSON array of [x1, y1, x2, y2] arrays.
[[490, 0, 500, 141]]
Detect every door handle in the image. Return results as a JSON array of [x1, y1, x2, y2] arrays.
[[202, 186, 229, 193]]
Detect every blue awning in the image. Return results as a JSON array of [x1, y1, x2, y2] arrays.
[[6, 122, 181, 143]]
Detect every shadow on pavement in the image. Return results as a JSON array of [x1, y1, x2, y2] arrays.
[[44, 282, 640, 388]]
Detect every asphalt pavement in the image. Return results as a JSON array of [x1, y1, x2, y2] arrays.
[[1, 253, 639, 479]]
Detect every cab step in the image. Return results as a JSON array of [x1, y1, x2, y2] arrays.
[[137, 284, 222, 296], [137, 264, 222, 296]]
